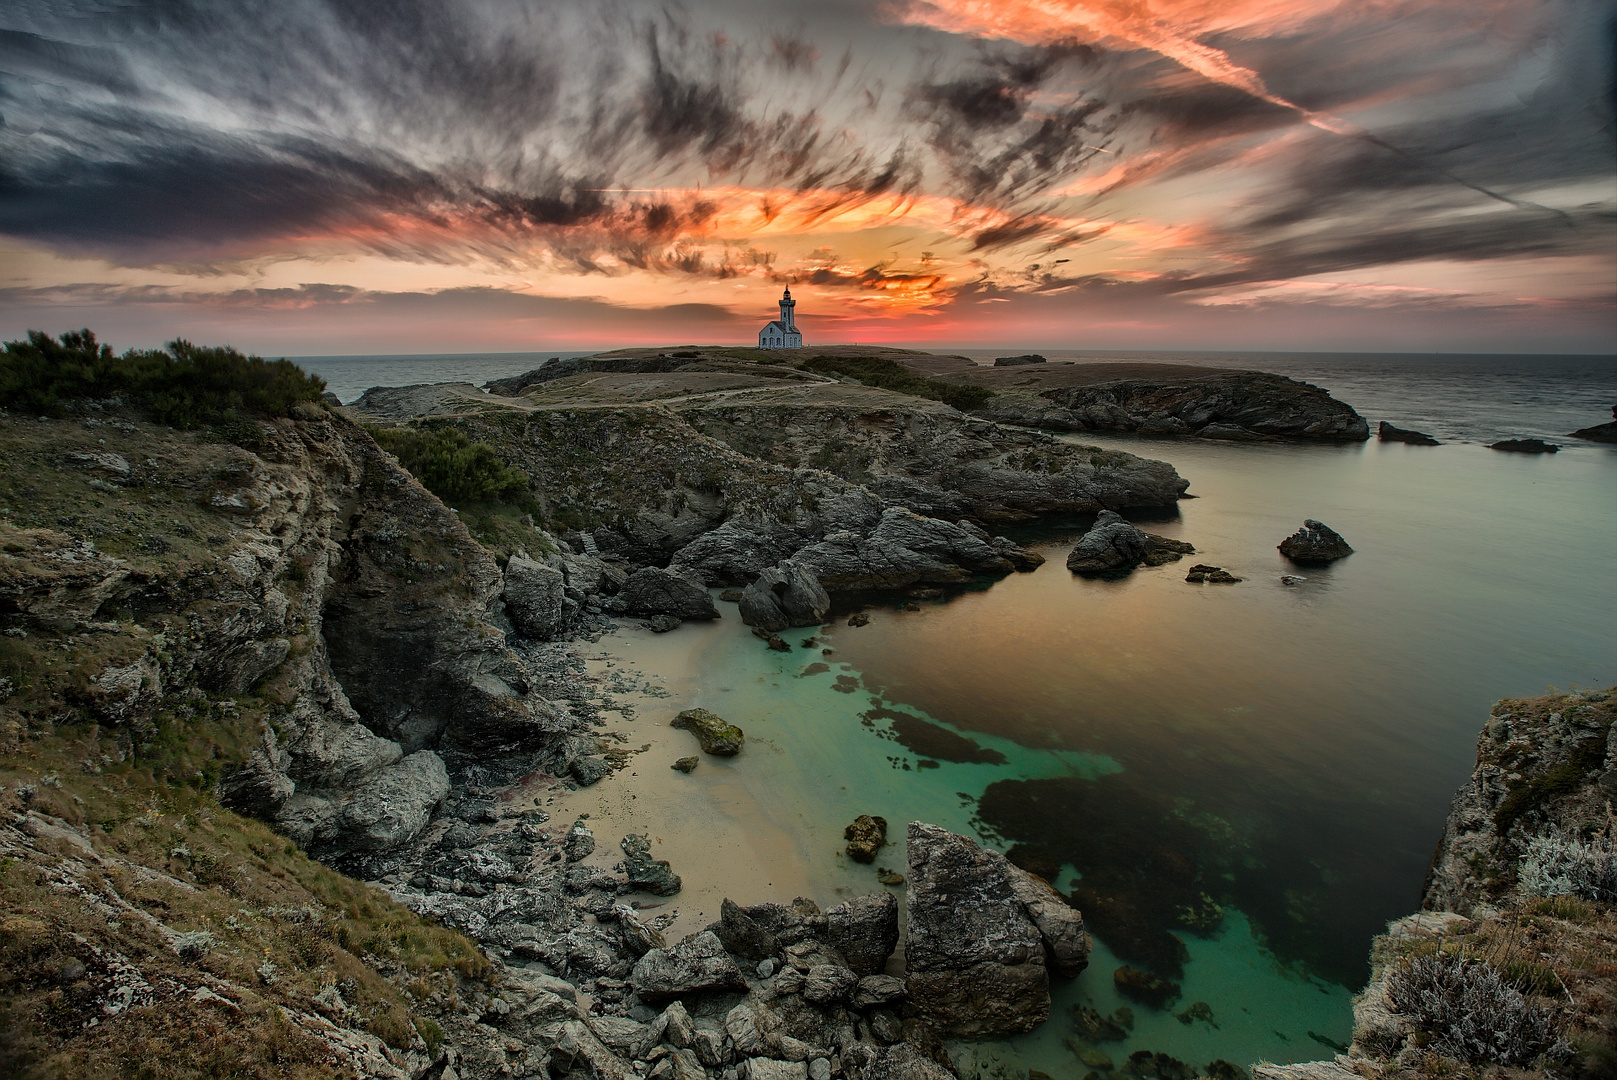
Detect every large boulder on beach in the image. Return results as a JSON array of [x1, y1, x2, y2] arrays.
[[620, 833, 682, 895], [740, 560, 830, 633], [1277, 520, 1353, 564], [630, 930, 748, 1002], [671, 708, 744, 756], [904, 822, 1090, 1037], [620, 566, 719, 620], [503, 552, 567, 639], [826, 892, 900, 977]]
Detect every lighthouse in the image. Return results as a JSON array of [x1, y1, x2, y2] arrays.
[[758, 286, 804, 348]]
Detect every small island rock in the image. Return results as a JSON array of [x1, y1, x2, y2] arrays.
[[671, 708, 744, 755], [1489, 438, 1559, 453], [1277, 520, 1353, 564], [1569, 406, 1617, 443], [844, 814, 888, 863], [994, 354, 1048, 367], [1377, 421, 1439, 445], [1067, 511, 1194, 574]]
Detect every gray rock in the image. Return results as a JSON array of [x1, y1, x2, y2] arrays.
[[851, 975, 906, 1010], [588, 1015, 654, 1056], [802, 964, 859, 1005], [693, 1028, 730, 1068], [905, 822, 1081, 1037], [1002, 862, 1090, 977], [756, 958, 776, 979], [809, 1058, 833, 1080], [726, 1004, 768, 1058], [564, 818, 596, 862], [739, 560, 830, 633], [504, 553, 567, 639], [861, 1043, 955, 1080], [1278, 520, 1353, 564], [621, 833, 683, 896], [1378, 421, 1439, 445], [621, 566, 720, 620], [672, 756, 700, 773], [710, 897, 778, 960], [645, 614, 684, 633], [632, 930, 749, 1002], [614, 904, 668, 957], [826, 893, 899, 977], [1065, 511, 1150, 574], [663, 1000, 697, 1049], [741, 1060, 809, 1080], [572, 756, 612, 786]]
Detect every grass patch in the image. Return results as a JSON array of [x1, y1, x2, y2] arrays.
[[802, 355, 994, 411], [1, 330, 324, 427]]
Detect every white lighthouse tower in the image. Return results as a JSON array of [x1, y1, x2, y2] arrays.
[[758, 287, 804, 348]]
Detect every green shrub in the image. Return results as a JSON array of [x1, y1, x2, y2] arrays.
[[803, 355, 994, 411], [368, 423, 530, 505], [0, 329, 325, 425]]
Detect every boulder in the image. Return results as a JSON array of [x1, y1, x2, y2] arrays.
[[904, 822, 1090, 1037], [844, 815, 888, 863], [826, 892, 899, 977], [563, 818, 596, 862], [852, 974, 907, 1009], [860, 1043, 956, 1080], [1184, 564, 1241, 584], [672, 756, 700, 773], [1569, 406, 1617, 443], [740, 560, 830, 633], [621, 566, 720, 620], [621, 833, 682, 896], [1489, 438, 1559, 453], [630, 930, 749, 1002], [710, 898, 779, 960], [1066, 511, 1148, 574], [1377, 421, 1439, 445], [672, 709, 745, 756], [613, 904, 667, 957], [993, 354, 1047, 367], [504, 553, 567, 639], [802, 964, 859, 1004], [1277, 520, 1353, 564], [741, 1061, 809, 1080]]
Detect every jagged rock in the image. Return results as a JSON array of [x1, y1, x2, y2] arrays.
[[645, 614, 683, 633], [613, 905, 667, 957], [826, 892, 899, 977], [1066, 511, 1148, 574], [504, 553, 567, 639], [631, 930, 749, 1002], [672, 756, 700, 773], [621, 566, 720, 620], [847, 613, 870, 627], [1377, 421, 1439, 445], [726, 1004, 768, 1058], [904, 822, 1090, 1037], [852, 975, 907, 1009], [621, 834, 683, 896], [572, 756, 611, 785], [564, 818, 596, 862], [671, 709, 745, 756], [844, 815, 887, 863], [741, 1060, 809, 1080], [1489, 438, 1559, 453], [802, 964, 859, 1004], [710, 898, 778, 960], [662, 1000, 697, 1049], [994, 354, 1047, 367], [1278, 520, 1353, 564], [693, 1029, 729, 1068], [860, 1043, 956, 1080], [1184, 564, 1241, 584], [740, 560, 830, 633]]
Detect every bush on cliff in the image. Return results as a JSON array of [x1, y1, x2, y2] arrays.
[[368, 422, 531, 505], [803, 355, 994, 411], [0, 328, 326, 424]]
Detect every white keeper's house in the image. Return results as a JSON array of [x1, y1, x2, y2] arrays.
[[758, 286, 804, 348]]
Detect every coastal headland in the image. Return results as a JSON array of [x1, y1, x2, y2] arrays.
[[1, 335, 1607, 1080]]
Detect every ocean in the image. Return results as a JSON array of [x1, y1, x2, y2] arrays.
[[297, 347, 1616, 1073]]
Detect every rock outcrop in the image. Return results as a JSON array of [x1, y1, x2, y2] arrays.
[[993, 354, 1047, 367], [904, 822, 1089, 1037], [1378, 421, 1439, 445], [504, 551, 567, 639], [1277, 520, 1353, 564], [1065, 511, 1194, 574], [1569, 406, 1617, 443], [975, 371, 1369, 441], [740, 560, 830, 633], [1489, 438, 1559, 453], [618, 566, 720, 621], [844, 815, 888, 863]]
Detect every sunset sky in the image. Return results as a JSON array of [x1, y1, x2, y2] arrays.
[[1, 0, 1613, 355]]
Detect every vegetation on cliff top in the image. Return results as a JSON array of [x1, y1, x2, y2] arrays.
[[1, 329, 326, 427], [802, 355, 994, 411]]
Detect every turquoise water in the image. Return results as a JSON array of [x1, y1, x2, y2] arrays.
[[600, 431, 1615, 1076]]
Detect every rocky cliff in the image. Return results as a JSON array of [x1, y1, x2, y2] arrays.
[[1258, 689, 1616, 1080]]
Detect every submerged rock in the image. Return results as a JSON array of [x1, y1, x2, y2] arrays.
[[844, 814, 888, 863], [1112, 965, 1181, 1009], [905, 822, 1090, 1037], [847, 612, 870, 627], [1377, 421, 1439, 445], [672, 708, 745, 755], [1489, 438, 1559, 453], [740, 560, 830, 633], [1277, 520, 1353, 564]]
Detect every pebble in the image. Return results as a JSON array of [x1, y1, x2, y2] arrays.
[[757, 958, 776, 978]]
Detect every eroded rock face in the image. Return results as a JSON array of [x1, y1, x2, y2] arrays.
[[740, 560, 830, 633], [504, 553, 567, 639], [1277, 520, 1353, 564], [620, 566, 720, 620], [904, 822, 1089, 1037]]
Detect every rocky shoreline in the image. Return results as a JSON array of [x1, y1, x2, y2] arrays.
[[2, 342, 1607, 1080]]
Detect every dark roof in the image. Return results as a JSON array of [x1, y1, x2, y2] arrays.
[[759, 320, 800, 334]]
